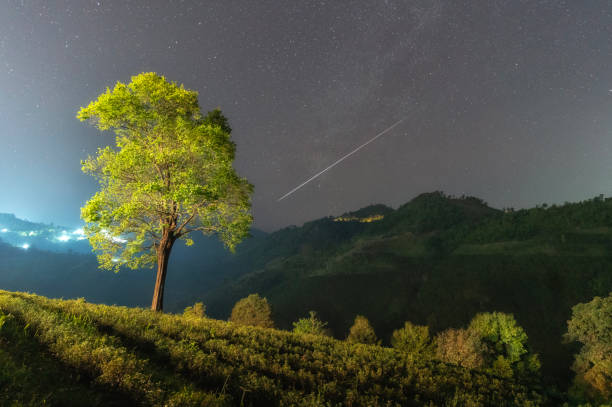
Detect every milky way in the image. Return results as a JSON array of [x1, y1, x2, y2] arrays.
[[2, 1, 612, 230]]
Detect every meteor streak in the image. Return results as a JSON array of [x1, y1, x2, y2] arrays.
[[278, 117, 406, 201]]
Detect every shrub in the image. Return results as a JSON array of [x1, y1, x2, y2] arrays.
[[183, 302, 206, 319], [346, 315, 379, 345], [391, 321, 434, 358], [229, 294, 274, 328], [564, 292, 612, 403], [435, 328, 484, 369], [292, 311, 331, 336], [468, 312, 540, 379]]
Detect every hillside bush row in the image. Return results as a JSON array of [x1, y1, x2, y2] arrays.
[[11, 292, 332, 405], [224, 294, 539, 384], [0, 310, 137, 406], [0, 290, 543, 406], [0, 292, 230, 407], [223, 291, 610, 406]]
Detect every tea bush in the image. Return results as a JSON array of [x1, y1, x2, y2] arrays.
[[0, 290, 544, 406]]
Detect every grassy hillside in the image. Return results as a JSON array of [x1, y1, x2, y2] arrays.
[[201, 192, 612, 390], [0, 290, 543, 406], [2, 192, 610, 400]]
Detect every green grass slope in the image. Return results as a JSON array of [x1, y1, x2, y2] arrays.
[[0, 290, 543, 407]]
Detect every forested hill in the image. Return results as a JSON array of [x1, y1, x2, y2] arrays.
[[215, 192, 498, 274], [2, 191, 611, 390], [201, 192, 612, 389]]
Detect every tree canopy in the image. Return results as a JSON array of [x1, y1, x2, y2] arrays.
[[292, 311, 331, 336], [564, 293, 612, 402], [346, 315, 379, 345], [468, 312, 540, 379], [77, 72, 252, 310], [435, 328, 484, 369], [229, 294, 274, 328], [391, 321, 433, 358]]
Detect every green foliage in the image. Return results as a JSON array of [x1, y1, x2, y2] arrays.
[[492, 355, 515, 378], [469, 312, 527, 363], [183, 301, 206, 318], [391, 321, 434, 359], [203, 107, 232, 134], [0, 311, 134, 406], [6, 191, 612, 399], [0, 291, 229, 406], [292, 311, 331, 336], [203, 192, 612, 392], [77, 72, 253, 272], [435, 328, 485, 369], [383, 191, 495, 236], [229, 294, 274, 328], [0, 290, 543, 406], [468, 312, 540, 379], [564, 293, 612, 403], [346, 315, 379, 345], [465, 195, 612, 244], [424, 234, 451, 258]]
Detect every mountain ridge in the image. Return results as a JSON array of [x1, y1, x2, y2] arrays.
[[198, 192, 612, 389], [2, 191, 611, 390]]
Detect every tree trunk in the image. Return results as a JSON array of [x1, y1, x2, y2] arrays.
[[151, 231, 175, 311]]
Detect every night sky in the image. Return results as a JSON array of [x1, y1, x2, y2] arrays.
[[2, 1, 612, 231]]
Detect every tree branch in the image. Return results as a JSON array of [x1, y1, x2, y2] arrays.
[[176, 225, 215, 238], [175, 200, 209, 236]]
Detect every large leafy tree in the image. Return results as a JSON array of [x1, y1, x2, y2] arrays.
[[77, 72, 253, 311]]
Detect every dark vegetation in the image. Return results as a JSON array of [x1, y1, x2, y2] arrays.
[[201, 192, 612, 394], [1, 192, 611, 404], [563, 294, 612, 404]]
